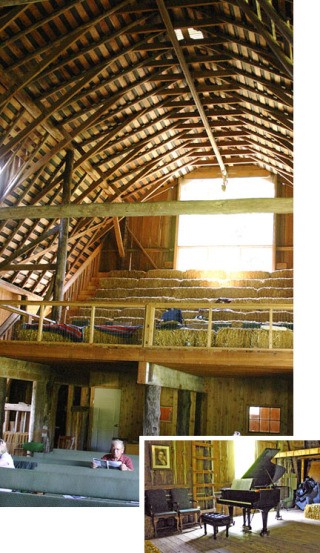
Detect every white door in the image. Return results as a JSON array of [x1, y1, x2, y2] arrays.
[[91, 388, 121, 452]]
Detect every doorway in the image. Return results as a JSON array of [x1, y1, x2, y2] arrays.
[[90, 388, 121, 452]]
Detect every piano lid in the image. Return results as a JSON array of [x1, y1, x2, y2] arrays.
[[241, 448, 286, 488]]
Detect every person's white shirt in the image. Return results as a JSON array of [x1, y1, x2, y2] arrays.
[[0, 451, 15, 492]]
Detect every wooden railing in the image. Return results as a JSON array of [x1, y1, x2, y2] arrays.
[[0, 299, 293, 351]]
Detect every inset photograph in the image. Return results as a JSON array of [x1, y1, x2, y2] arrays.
[[144, 439, 320, 552]]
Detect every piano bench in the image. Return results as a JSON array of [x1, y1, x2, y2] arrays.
[[201, 513, 232, 540]]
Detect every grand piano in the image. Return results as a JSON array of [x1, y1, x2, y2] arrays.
[[217, 448, 286, 536]]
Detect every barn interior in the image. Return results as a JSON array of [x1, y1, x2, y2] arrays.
[[0, 0, 294, 510], [144, 439, 320, 552]]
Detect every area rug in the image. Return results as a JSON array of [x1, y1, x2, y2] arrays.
[[185, 521, 320, 553]]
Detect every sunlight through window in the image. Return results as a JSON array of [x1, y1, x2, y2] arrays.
[[234, 437, 255, 479], [176, 176, 275, 272]]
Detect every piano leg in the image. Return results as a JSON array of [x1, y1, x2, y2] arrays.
[[260, 508, 271, 536], [276, 501, 282, 520], [227, 505, 234, 524], [242, 508, 252, 531]]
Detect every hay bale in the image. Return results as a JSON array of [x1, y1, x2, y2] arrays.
[[257, 287, 293, 298], [98, 277, 139, 289], [180, 279, 219, 288], [193, 329, 215, 347], [83, 326, 143, 345], [215, 328, 252, 348], [183, 269, 203, 279], [304, 504, 320, 520], [138, 278, 182, 288], [251, 329, 293, 349], [267, 278, 294, 288], [228, 270, 270, 279], [154, 328, 194, 347], [146, 269, 184, 279], [15, 328, 73, 342], [106, 270, 146, 278], [271, 269, 293, 278]]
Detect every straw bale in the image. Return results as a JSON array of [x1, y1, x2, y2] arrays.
[[193, 329, 215, 347], [228, 270, 270, 279], [106, 270, 146, 278], [146, 269, 184, 279], [235, 297, 293, 305], [304, 504, 320, 520], [15, 328, 73, 342], [257, 287, 293, 298], [250, 329, 293, 349], [200, 270, 227, 279], [83, 327, 143, 345], [98, 278, 139, 289], [183, 270, 203, 279], [215, 328, 252, 348], [268, 278, 294, 288], [181, 279, 222, 288], [153, 328, 214, 347], [138, 278, 181, 288], [218, 286, 258, 298], [77, 307, 121, 318], [117, 308, 145, 318], [271, 269, 293, 278], [95, 288, 125, 298]]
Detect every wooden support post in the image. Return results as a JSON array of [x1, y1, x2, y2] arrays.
[[29, 380, 49, 445], [0, 377, 7, 435], [52, 148, 74, 322], [177, 390, 191, 436], [143, 384, 161, 436]]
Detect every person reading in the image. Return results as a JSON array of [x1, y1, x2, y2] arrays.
[[92, 439, 134, 471], [0, 438, 15, 492]]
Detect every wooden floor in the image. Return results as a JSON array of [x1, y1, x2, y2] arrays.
[[145, 508, 320, 553]]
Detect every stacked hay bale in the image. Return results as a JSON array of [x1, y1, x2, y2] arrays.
[[251, 328, 293, 349], [215, 328, 252, 348], [15, 327, 75, 342], [82, 326, 143, 345], [154, 328, 215, 347]]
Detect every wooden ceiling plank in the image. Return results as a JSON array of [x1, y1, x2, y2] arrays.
[[35, 15, 153, 85], [0, 224, 60, 270], [233, 0, 292, 78], [0, 0, 86, 49], [156, 0, 228, 183], [0, 4, 28, 32], [256, 0, 293, 45]]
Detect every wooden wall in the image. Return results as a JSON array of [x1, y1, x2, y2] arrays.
[[101, 172, 293, 273], [275, 177, 293, 269], [101, 187, 178, 272], [205, 375, 293, 436], [158, 375, 292, 437], [144, 439, 233, 491]]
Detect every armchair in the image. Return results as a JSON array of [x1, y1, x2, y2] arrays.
[[145, 489, 179, 537], [170, 487, 202, 532]]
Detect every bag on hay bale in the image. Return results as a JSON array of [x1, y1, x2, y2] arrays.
[[159, 308, 184, 329]]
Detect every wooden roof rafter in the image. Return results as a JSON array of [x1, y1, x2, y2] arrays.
[[0, 0, 293, 295]]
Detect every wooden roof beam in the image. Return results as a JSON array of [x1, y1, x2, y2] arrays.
[[156, 0, 228, 182], [0, 198, 293, 222], [233, 0, 293, 78]]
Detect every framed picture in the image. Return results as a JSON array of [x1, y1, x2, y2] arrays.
[[151, 445, 171, 469]]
